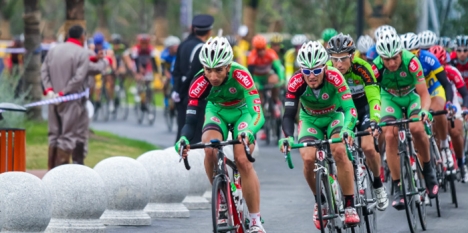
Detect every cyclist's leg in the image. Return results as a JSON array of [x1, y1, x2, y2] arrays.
[[267, 71, 280, 102], [380, 90, 403, 183], [297, 113, 324, 195], [326, 112, 354, 201], [94, 74, 103, 104], [406, 92, 438, 197], [253, 74, 266, 107], [201, 103, 229, 183], [232, 109, 259, 213], [449, 118, 464, 169], [358, 109, 382, 184], [106, 74, 115, 100], [430, 87, 448, 148]]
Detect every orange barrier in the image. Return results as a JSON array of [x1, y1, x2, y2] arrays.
[[0, 129, 26, 173]]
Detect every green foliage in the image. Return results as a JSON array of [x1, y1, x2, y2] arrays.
[[0, 72, 28, 128]]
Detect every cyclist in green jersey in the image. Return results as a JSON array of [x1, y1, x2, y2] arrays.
[[373, 30, 438, 210], [326, 33, 388, 211], [279, 41, 360, 229], [175, 37, 266, 233]]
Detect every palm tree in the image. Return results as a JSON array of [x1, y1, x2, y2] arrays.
[[0, 0, 19, 39], [22, 0, 42, 120]]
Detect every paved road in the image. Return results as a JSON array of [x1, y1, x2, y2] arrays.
[[92, 109, 468, 233]]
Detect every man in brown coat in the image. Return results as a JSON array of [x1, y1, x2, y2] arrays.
[[41, 25, 89, 170]]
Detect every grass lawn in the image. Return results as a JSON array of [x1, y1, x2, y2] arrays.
[[25, 121, 158, 170]]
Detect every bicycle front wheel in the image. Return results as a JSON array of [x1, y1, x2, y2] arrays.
[[316, 170, 338, 233], [212, 176, 235, 233], [400, 152, 417, 233], [363, 167, 377, 233]]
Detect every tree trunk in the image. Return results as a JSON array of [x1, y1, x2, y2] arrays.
[[95, 0, 109, 37], [243, 0, 259, 42], [364, 0, 398, 35], [57, 0, 85, 40], [153, 0, 168, 45], [0, 20, 11, 39], [22, 0, 42, 120]]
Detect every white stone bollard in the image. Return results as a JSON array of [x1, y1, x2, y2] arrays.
[[42, 164, 107, 233], [137, 149, 190, 218], [182, 149, 211, 209], [0, 172, 52, 232], [94, 156, 151, 226]]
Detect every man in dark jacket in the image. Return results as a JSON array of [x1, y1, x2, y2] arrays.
[[172, 14, 213, 143]]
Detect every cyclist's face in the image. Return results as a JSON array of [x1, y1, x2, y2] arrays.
[[456, 47, 468, 61], [204, 65, 231, 86], [271, 44, 281, 53], [330, 52, 352, 74], [169, 45, 178, 55], [257, 48, 266, 57], [382, 53, 402, 71], [303, 65, 326, 89]]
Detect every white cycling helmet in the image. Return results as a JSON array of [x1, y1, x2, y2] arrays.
[[400, 32, 420, 50], [455, 35, 468, 48], [357, 35, 375, 53], [238, 25, 248, 37], [418, 30, 437, 49], [199, 36, 233, 68], [297, 41, 329, 69], [376, 31, 402, 58], [291, 34, 308, 46], [164, 35, 181, 47], [374, 25, 397, 40]]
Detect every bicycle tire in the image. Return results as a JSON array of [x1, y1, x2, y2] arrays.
[[449, 177, 458, 208], [400, 152, 417, 233], [364, 167, 377, 233], [147, 88, 157, 126], [350, 164, 365, 233], [429, 142, 442, 217], [212, 176, 236, 233], [100, 87, 110, 122], [117, 88, 130, 121], [316, 170, 338, 233], [415, 162, 427, 231]]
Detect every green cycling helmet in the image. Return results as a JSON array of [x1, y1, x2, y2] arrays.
[[321, 28, 338, 42]]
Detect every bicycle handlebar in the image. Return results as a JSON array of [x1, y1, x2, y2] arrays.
[[179, 140, 191, 170], [181, 133, 254, 170]]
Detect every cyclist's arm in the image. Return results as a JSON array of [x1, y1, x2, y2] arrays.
[[234, 69, 265, 135], [410, 58, 431, 111], [355, 62, 381, 122], [434, 69, 454, 102], [457, 86, 468, 109], [272, 59, 285, 85], [329, 71, 357, 131], [282, 73, 304, 138], [181, 72, 210, 141], [448, 66, 468, 108]]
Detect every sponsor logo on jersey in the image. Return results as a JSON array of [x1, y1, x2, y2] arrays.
[[249, 90, 258, 95], [285, 101, 294, 106], [254, 106, 261, 113], [254, 98, 261, 104], [371, 64, 380, 78], [288, 74, 305, 92], [211, 116, 221, 124], [308, 105, 336, 115], [322, 93, 329, 100], [342, 93, 352, 100], [347, 79, 354, 84], [417, 70, 423, 77], [331, 120, 340, 127], [229, 87, 237, 94], [189, 77, 209, 98], [338, 86, 348, 93], [234, 70, 254, 89], [351, 108, 357, 117], [374, 105, 381, 111], [186, 110, 196, 114], [386, 107, 395, 113], [238, 122, 248, 130], [307, 127, 317, 134], [354, 80, 361, 85], [409, 59, 420, 72], [326, 71, 344, 87], [286, 93, 295, 99], [400, 71, 407, 77], [355, 65, 373, 83], [188, 99, 198, 106], [410, 102, 418, 110]]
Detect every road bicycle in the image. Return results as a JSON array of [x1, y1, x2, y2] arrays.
[[180, 131, 254, 233]]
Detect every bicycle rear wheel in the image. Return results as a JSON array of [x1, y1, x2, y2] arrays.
[[212, 176, 236, 233], [115, 85, 130, 121], [147, 89, 157, 126], [400, 152, 417, 233], [430, 143, 442, 217], [449, 176, 458, 208]]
